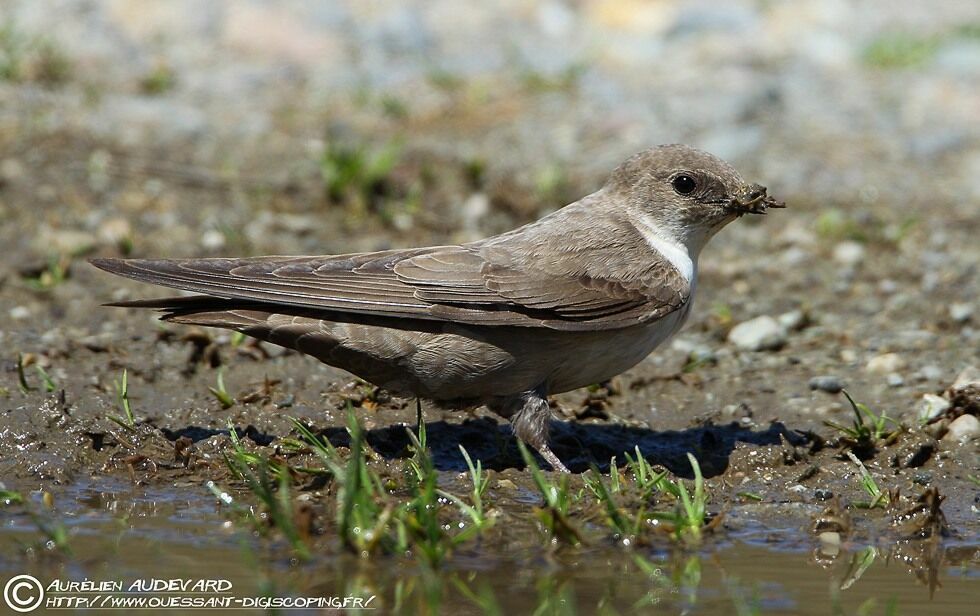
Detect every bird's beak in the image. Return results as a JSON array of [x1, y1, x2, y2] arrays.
[[728, 183, 786, 215]]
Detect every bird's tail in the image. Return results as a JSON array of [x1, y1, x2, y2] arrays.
[[106, 295, 269, 328]]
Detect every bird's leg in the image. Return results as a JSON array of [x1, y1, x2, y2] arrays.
[[509, 391, 570, 473]]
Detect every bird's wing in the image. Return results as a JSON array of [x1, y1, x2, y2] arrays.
[[91, 242, 689, 331]]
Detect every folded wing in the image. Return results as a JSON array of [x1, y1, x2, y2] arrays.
[[92, 241, 688, 331]]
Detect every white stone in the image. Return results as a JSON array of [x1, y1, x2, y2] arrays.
[[818, 531, 841, 557], [950, 303, 973, 323], [943, 414, 980, 444], [833, 241, 865, 265], [727, 316, 787, 352], [865, 353, 905, 374], [915, 365, 944, 381], [918, 394, 950, 423], [778, 309, 806, 331], [201, 229, 226, 250], [951, 366, 980, 391]]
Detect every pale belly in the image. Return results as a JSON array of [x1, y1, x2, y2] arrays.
[[396, 302, 694, 399], [279, 303, 694, 402], [544, 304, 692, 393]]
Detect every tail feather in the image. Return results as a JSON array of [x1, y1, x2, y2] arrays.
[[106, 294, 232, 310], [103, 293, 450, 334]]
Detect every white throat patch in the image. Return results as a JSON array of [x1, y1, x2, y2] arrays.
[[634, 214, 696, 284]]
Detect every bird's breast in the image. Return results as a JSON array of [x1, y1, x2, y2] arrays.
[[545, 302, 693, 394]]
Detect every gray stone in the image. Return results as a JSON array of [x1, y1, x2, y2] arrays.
[[934, 40, 980, 77], [833, 241, 865, 265], [37, 228, 98, 257], [818, 531, 841, 557], [918, 394, 951, 423], [943, 414, 980, 444], [10, 306, 31, 320], [877, 279, 898, 294], [950, 303, 973, 323], [915, 365, 944, 382], [866, 353, 905, 374], [201, 230, 226, 250], [778, 309, 807, 331], [809, 376, 844, 394], [951, 366, 980, 391], [912, 472, 932, 486], [727, 316, 787, 352], [688, 346, 717, 364], [0, 158, 25, 183], [886, 373, 905, 387]]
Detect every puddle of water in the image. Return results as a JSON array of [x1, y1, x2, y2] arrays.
[[1, 478, 976, 615]]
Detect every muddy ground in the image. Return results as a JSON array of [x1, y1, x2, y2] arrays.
[[1, 1, 979, 614]]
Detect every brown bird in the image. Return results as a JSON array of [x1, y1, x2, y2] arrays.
[[92, 144, 784, 472]]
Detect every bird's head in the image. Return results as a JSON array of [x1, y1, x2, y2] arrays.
[[607, 144, 785, 254]]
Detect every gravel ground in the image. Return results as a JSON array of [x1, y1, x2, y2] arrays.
[[0, 1, 977, 613]]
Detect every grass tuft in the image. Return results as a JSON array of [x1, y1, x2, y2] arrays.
[[16, 353, 33, 393], [824, 390, 899, 456], [221, 421, 311, 560], [845, 451, 887, 509], [320, 138, 402, 206], [209, 368, 235, 409], [108, 369, 137, 431], [436, 445, 494, 541], [517, 441, 584, 545], [647, 453, 712, 543], [35, 365, 56, 393]]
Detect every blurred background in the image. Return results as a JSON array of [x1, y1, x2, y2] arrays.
[[1, 0, 978, 261]]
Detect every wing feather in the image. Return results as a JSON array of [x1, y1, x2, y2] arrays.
[[91, 217, 690, 331]]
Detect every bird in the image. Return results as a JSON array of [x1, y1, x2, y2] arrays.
[[91, 144, 784, 473]]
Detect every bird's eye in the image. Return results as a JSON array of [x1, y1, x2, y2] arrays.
[[671, 174, 697, 195]]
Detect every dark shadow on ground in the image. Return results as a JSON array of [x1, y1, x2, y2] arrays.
[[317, 418, 812, 477], [160, 424, 276, 446]]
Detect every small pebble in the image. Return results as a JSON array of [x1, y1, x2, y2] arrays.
[[918, 394, 950, 423], [809, 376, 844, 393], [0, 158, 25, 182], [10, 306, 31, 320], [778, 309, 807, 331], [201, 229, 226, 250], [915, 365, 944, 381], [951, 365, 980, 391], [943, 414, 980, 444], [98, 218, 133, 247], [949, 303, 973, 323], [727, 315, 787, 352], [832, 241, 865, 265], [896, 441, 936, 468], [688, 346, 717, 365], [877, 279, 898, 294], [38, 227, 98, 256], [814, 489, 833, 500], [818, 531, 841, 556], [912, 472, 932, 486], [866, 352, 905, 374], [886, 373, 905, 387]]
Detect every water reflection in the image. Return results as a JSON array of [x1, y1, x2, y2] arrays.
[[0, 483, 975, 615]]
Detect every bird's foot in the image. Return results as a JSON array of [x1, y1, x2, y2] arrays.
[[502, 389, 572, 473], [537, 443, 571, 473]]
